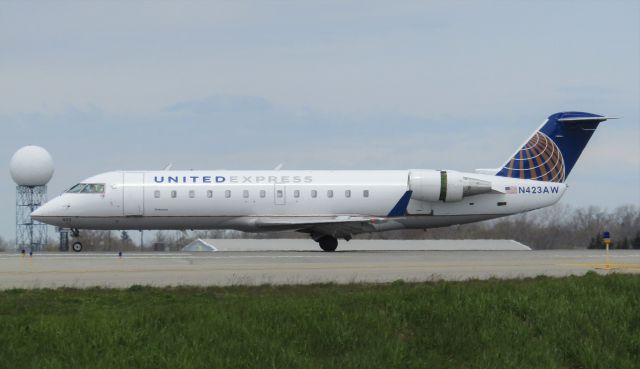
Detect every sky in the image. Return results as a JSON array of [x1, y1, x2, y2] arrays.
[[1, 1, 638, 240]]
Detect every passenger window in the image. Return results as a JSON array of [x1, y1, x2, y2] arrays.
[[225, 190, 231, 198], [327, 190, 333, 198], [189, 190, 195, 199], [345, 190, 351, 198], [311, 190, 317, 198], [260, 190, 266, 198], [171, 190, 177, 198], [243, 190, 249, 198], [154, 190, 161, 198], [294, 190, 300, 198], [207, 190, 213, 198], [363, 190, 369, 198]]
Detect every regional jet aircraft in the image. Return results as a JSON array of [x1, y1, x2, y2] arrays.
[[32, 112, 613, 252]]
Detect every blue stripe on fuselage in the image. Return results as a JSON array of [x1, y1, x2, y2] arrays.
[[388, 191, 413, 217]]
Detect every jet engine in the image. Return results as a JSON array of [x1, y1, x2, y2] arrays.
[[409, 170, 492, 202]]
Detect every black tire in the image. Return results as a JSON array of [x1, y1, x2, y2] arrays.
[[318, 236, 338, 252], [72, 242, 83, 252]]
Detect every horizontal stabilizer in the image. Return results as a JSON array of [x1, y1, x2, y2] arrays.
[[475, 168, 501, 175], [557, 116, 619, 123]]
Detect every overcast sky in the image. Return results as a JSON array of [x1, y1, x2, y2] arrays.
[[1, 1, 638, 240]]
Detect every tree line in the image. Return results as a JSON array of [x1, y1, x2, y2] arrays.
[[0, 204, 638, 251], [362, 204, 640, 250], [180, 204, 640, 250]]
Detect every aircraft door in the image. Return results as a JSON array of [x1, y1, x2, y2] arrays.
[[123, 172, 144, 216], [274, 184, 286, 205]]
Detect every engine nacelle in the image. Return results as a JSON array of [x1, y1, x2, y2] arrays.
[[409, 170, 492, 202]]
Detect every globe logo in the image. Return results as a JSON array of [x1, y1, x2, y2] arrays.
[[503, 132, 565, 183]]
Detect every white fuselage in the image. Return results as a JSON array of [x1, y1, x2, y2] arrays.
[[32, 169, 566, 236]]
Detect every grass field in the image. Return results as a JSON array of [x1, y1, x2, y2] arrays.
[[0, 272, 638, 369]]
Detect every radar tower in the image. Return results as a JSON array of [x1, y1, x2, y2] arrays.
[[10, 146, 54, 252]]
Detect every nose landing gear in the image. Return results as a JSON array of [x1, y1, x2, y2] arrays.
[[70, 228, 82, 252], [72, 242, 83, 252]]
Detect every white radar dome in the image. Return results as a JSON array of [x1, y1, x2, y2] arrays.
[[10, 146, 54, 186]]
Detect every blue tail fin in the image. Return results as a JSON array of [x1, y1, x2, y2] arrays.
[[495, 112, 614, 182]]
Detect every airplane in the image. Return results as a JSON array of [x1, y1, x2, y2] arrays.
[[32, 111, 614, 252]]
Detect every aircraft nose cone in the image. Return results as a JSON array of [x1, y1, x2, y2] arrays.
[[30, 197, 72, 227], [31, 197, 67, 220], [30, 204, 50, 219]]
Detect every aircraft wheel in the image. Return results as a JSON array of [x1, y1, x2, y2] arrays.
[[318, 236, 338, 252], [72, 242, 83, 252]]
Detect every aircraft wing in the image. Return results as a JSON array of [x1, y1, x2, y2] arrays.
[[252, 215, 384, 234]]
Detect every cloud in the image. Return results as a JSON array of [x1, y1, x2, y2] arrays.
[[0, 1, 638, 239], [166, 95, 273, 114]]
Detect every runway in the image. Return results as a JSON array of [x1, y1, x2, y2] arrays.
[[1, 249, 639, 289]]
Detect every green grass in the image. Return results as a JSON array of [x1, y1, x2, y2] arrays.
[[0, 273, 639, 369]]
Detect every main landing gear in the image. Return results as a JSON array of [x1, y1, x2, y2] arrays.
[[317, 236, 338, 252]]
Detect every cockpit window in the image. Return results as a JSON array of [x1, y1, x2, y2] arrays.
[[67, 183, 105, 194], [82, 184, 105, 193], [67, 184, 86, 193]]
